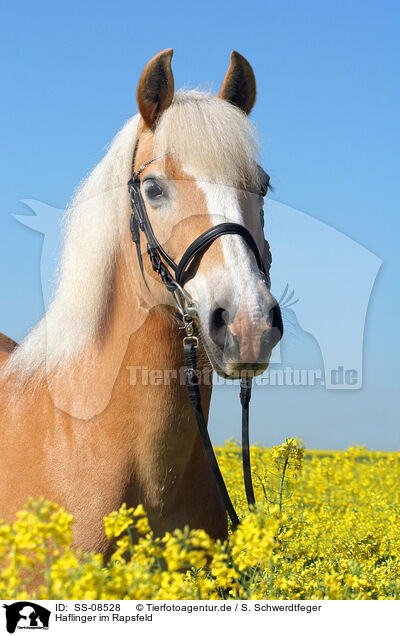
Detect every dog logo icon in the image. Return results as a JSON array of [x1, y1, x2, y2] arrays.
[[3, 602, 50, 633]]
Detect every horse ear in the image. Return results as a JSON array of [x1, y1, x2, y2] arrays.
[[219, 51, 256, 115], [137, 49, 175, 129]]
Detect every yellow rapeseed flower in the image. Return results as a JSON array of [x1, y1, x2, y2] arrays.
[[1, 442, 400, 600]]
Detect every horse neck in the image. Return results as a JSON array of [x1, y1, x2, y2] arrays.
[[109, 243, 214, 430], [49, 237, 213, 467], [104, 250, 214, 511]]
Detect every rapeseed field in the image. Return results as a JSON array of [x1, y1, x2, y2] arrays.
[[1, 439, 400, 600]]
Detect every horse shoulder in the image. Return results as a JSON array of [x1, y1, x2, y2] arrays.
[[0, 333, 18, 365], [0, 332, 18, 354]]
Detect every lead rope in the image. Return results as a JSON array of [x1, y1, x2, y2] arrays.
[[182, 318, 240, 529], [182, 313, 256, 529], [240, 377, 255, 507]]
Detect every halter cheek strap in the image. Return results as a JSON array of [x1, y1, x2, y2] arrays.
[[128, 148, 272, 529]]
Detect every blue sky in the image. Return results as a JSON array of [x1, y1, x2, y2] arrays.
[[1, 0, 399, 449]]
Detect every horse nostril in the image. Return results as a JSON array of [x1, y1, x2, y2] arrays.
[[209, 307, 229, 350], [267, 303, 284, 346]]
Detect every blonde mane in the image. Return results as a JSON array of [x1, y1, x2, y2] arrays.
[[5, 90, 261, 379]]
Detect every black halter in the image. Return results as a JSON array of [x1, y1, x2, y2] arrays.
[[128, 147, 272, 529]]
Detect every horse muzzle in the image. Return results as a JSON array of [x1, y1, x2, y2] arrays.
[[202, 292, 283, 379]]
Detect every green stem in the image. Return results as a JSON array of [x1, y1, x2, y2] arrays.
[[279, 456, 289, 513]]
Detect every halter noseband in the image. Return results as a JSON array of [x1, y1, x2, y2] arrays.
[[128, 145, 273, 529]]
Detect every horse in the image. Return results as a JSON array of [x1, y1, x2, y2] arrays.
[[0, 49, 282, 555]]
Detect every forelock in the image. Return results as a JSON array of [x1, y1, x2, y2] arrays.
[[154, 90, 261, 188]]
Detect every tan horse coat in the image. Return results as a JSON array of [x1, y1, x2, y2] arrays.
[[0, 50, 279, 554]]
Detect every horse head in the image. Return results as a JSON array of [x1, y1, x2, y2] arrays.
[[131, 49, 283, 379]]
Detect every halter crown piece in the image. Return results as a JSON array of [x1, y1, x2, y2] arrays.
[[128, 144, 272, 529]]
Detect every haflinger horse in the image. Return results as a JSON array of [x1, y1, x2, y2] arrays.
[[0, 49, 282, 555]]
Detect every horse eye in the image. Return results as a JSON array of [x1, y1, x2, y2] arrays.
[[259, 175, 270, 198], [144, 179, 164, 200], [257, 165, 270, 197]]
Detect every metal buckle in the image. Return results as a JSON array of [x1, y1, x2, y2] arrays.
[[182, 315, 195, 336], [181, 308, 198, 348], [183, 335, 198, 348], [169, 280, 198, 319]]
